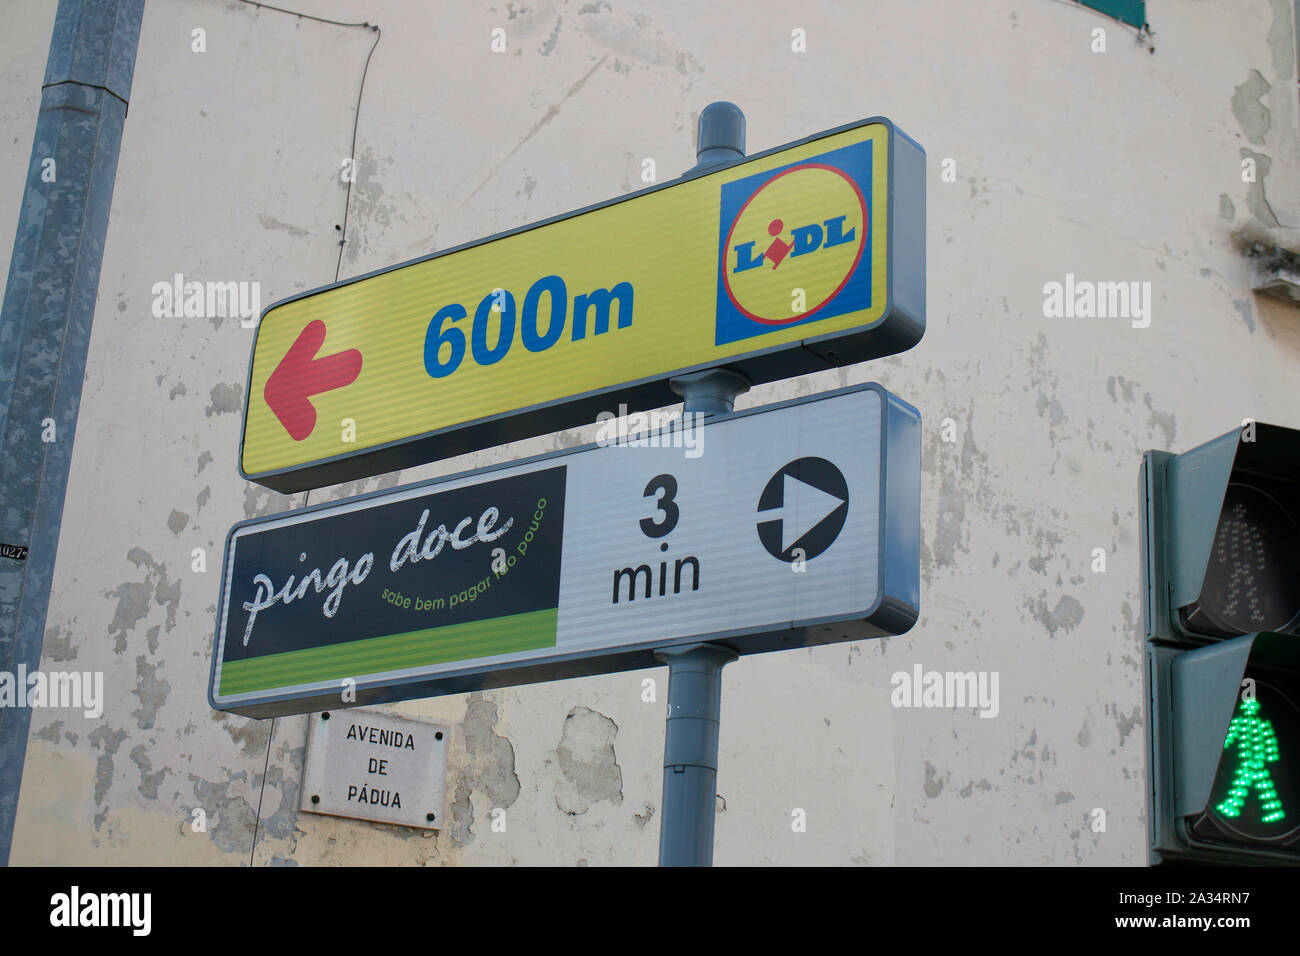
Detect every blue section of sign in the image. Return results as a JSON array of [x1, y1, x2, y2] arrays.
[[714, 139, 873, 347]]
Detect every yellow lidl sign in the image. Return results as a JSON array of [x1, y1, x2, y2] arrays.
[[241, 117, 925, 492]]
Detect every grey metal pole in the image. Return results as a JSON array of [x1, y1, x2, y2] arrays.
[[654, 643, 738, 866], [652, 103, 752, 868], [0, 0, 145, 864]]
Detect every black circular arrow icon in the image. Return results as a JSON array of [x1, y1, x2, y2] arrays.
[[756, 457, 849, 562]]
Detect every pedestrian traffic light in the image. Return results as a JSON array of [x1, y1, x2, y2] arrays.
[[1141, 422, 1300, 864]]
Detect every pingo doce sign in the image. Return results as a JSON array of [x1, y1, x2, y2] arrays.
[[212, 384, 920, 718]]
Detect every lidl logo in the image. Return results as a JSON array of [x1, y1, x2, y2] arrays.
[[715, 140, 872, 346]]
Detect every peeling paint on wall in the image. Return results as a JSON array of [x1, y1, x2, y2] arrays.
[[104, 548, 182, 654], [1267, 0, 1296, 81], [129, 743, 165, 799], [1231, 69, 1272, 145], [188, 771, 257, 856], [447, 694, 520, 845], [204, 382, 243, 418], [131, 655, 171, 730], [89, 725, 127, 830], [554, 705, 623, 814]]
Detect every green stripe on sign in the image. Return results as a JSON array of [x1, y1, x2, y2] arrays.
[[218, 608, 558, 696]]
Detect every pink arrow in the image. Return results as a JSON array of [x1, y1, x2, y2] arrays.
[[264, 320, 362, 442]]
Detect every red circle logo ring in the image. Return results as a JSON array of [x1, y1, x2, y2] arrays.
[[721, 162, 868, 325]]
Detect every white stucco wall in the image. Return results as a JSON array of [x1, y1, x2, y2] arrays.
[[3, 0, 1298, 865]]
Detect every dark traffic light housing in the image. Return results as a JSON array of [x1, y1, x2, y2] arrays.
[[1142, 422, 1300, 864]]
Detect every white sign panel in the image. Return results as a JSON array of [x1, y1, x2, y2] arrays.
[[210, 383, 921, 718], [300, 708, 450, 829]]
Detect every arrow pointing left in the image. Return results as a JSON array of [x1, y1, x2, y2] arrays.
[[264, 320, 363, 441]]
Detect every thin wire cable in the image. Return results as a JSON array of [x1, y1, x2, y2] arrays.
[[233, 0, 380, 867], [336, 24, 383, 282], [249, 717, 276, 867], [236, 0, 374, 30]]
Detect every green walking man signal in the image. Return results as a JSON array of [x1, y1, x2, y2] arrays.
[[1216, 695, 1286, 825]]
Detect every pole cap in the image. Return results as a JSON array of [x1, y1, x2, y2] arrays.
[[692, 102, 746, 172]]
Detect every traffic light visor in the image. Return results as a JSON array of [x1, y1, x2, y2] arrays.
[[1166, 424, 1300, 641]]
